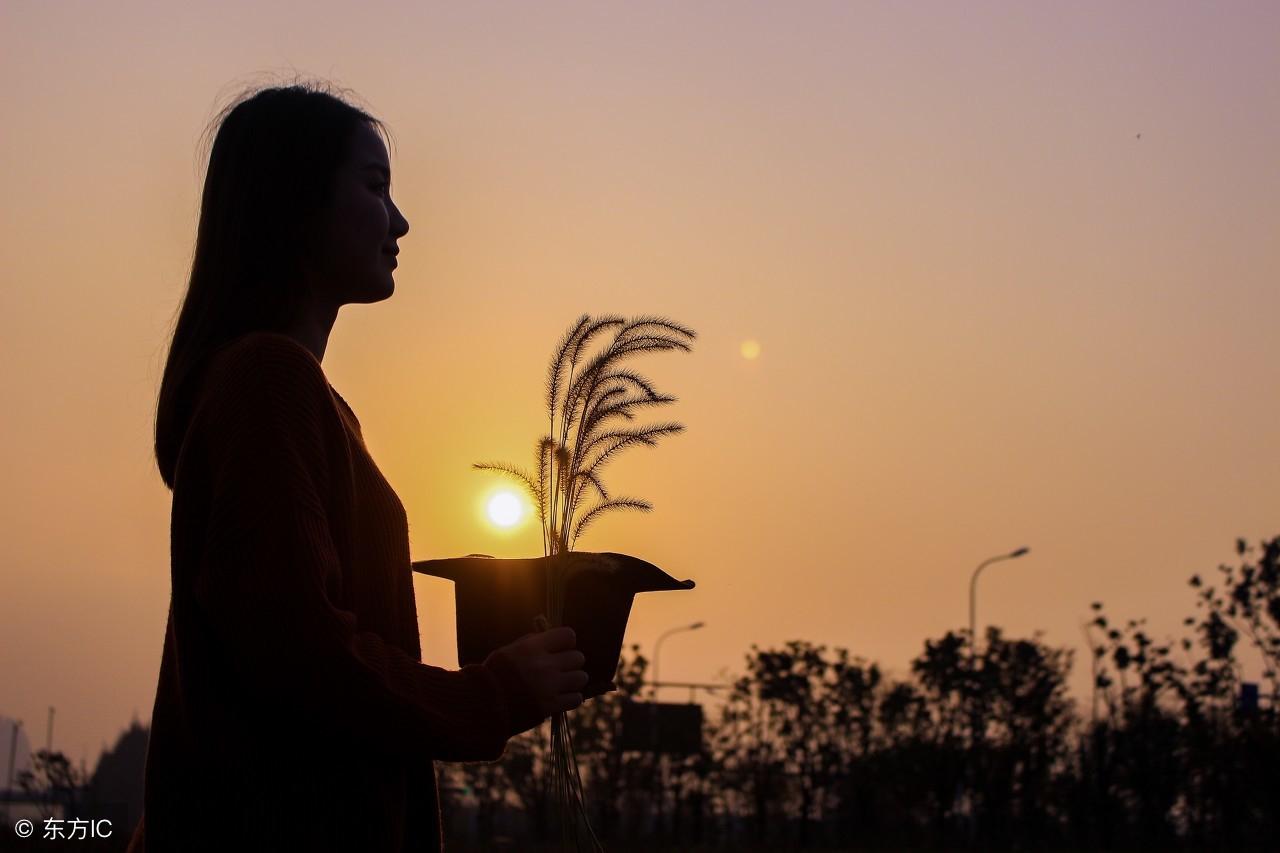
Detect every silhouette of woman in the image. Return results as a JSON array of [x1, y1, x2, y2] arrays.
[[130, 81, 587, 852]]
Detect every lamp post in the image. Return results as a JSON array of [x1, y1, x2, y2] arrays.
[[964, 546, 1028, 843], [649, 621, 704, 841], [969, 547, 1029, 668], [652, 621, 704, 701]]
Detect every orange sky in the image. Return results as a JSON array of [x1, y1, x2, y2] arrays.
[[2, 2, 1278, 767]]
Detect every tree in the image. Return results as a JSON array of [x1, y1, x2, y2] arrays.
[[15, 749, 87, 821], [710, 641, 842, 847]]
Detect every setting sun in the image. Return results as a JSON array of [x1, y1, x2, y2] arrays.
[[485, 490, 524, 528]]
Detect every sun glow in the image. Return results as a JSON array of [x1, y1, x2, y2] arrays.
[[486, 490, 524, 528]]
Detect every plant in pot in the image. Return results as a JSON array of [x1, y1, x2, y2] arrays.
[[413, 313, 697, 849]]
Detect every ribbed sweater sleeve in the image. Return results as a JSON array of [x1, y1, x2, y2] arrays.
[[185, 335, 530, 764]]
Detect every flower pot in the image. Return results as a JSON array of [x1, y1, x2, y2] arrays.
[[412, 552, 694, 699]]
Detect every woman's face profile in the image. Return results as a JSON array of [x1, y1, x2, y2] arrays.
[[305, 122, 410, 308]]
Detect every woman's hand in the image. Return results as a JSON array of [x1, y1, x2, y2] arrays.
[[486, 626, 588, 719]]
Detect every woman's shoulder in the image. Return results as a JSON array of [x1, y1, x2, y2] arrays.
[[213, 330, 320, 370], [194, 331, 338, 426], [205, 332, 326, 391]]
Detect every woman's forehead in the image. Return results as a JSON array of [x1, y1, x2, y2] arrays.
[[349, 123, 390, 170]]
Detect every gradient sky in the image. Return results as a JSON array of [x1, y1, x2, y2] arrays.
[[3, 1, 1278, 768]]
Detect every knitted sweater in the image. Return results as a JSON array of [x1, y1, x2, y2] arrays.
[[129, 332, 541, 852]]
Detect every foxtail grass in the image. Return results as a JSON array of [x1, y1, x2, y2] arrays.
[[474, 313, 695, 851]]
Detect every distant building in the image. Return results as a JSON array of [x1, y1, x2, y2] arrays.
[[1, 716, 34, 783], [1, 715, 35, 826], [84, 718, 148, 835]]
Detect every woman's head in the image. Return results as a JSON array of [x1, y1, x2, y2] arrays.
[[155, 80, 408, 489]]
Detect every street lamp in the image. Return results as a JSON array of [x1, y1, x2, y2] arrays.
[[649, 621, 704, 841], [964, 546, 1029, 841], [969, 547, 1029, 665], [652, 621, 705, 701]]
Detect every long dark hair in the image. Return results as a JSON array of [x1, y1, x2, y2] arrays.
[[154, 80, 391, 490]]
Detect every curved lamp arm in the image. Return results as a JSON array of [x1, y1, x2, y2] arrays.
[[969, 547, 1029, 665], [652, 621, 705, 701]]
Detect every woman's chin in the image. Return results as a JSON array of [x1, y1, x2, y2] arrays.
[[380, 269, 398, 298], [350, 277, 396, 304]]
